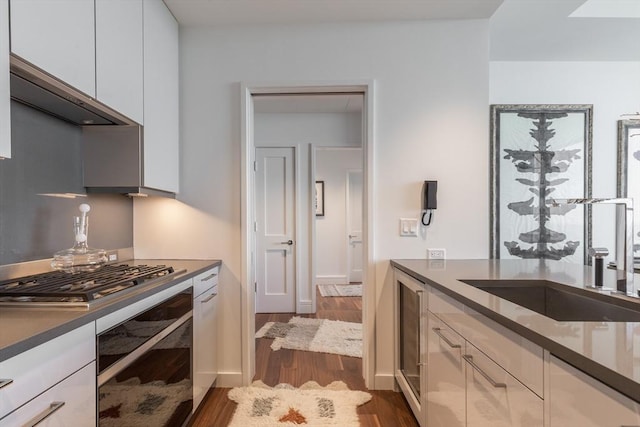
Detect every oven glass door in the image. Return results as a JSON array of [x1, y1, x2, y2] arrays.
[[98, 289, 193, 426]]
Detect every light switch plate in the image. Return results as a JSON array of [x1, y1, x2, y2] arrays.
[[400, 218, 419, 236]]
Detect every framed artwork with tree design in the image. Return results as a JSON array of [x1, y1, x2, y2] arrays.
[[617, 119, 640, 257], [490, 104, 593, 264]]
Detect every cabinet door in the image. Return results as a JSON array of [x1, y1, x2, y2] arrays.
[[465, 343, 543, 427], [0, 0, 9, 158], [142, 0, 179, 193], [95, 0, 144, 124], [427, 313, 465, 427], [10, 0, 95, 96], [0, 323, 95, 419], [549, 356, 640, 426], [0, 362, 96, 427], [193, 285, 218, 411]]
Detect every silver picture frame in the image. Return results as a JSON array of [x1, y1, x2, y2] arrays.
[[490, 104, 593, 263], [617, 119, 640, 255]]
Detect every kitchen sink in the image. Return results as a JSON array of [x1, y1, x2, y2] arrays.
[[459, 279, 640, 322]]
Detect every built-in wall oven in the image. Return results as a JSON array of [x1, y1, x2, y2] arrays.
[[97, 287, 193, 427]]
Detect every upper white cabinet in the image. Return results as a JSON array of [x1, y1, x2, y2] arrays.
[[10, 0, 96, 97], [0, 0, 10, 158], [143, 0, 179, 193], [95, 0, 144, 124], [549, 356, 640, 426]]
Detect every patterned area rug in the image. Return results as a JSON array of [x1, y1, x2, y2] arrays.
[[256, 316, 362, 358], [228, 380, 371, 426], [318, 284, 362, 297], [99, 377, 192, 427]]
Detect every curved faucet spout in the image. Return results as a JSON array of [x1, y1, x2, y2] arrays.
[[547, 198, 634, 295]]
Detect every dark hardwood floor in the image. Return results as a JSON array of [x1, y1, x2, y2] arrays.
[[189, 287, 419, 426]]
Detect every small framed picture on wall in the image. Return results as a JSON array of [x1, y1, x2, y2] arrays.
[[315, 181, 325, 216]]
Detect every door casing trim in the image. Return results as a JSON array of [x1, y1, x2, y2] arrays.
[[241, 80, 376, 387]]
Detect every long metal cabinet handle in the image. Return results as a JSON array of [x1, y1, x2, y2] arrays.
[[25, 401, 65, 426], [201, 293, 217, 303], [463, 355, 507, 388], [0, 378, 13, 389], [432, 327, 461, 349], [201, 273, 217, 281]]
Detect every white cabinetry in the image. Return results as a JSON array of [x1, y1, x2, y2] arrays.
[[95, 0, 144, 124], [0, 322, 96, 425], [10, 0, 96, 96], [428, 287, 544, 427], [142, 0, 179, 193], [549, 356, 640, 426], [193, 266, 219, 411], [0, 0, 9, 158], [427, 312, 465, 427], [464, 342, 542, 426], [393, 267, 545, 427], [0, 362, 96, 426]]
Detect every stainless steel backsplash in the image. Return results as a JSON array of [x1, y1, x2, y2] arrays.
[[0, 101, 133, 265]]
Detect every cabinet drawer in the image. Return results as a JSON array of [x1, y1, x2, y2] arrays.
[[427, 313, 465, 427], [0, 361, 96, 426], [549, 356, 640, 426], [465, 343, 543, 427], [430, 287, 543, 397], [0, 322, 95, 418], [194, 266, 219, 298]]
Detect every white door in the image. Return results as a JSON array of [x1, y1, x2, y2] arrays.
[[347, 170, 363, 283], [255, 147, 296, 313]]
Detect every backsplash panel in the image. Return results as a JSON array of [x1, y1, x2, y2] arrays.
[[0, 101, 133, 265]]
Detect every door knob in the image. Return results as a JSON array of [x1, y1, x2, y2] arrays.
[[281, 240, 293, 245]]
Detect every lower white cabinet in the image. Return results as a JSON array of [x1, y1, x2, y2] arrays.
[[465, 343, 542, 427], [193, 267, 219, 411], [394, 267, 544, 427], [0, 322, 95, 420], [0, 362, 96, 426], [427, 312, 465, 427], [549, 356, 640, 426]]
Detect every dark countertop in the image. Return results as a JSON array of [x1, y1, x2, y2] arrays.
[[391, 258, 640, 403], [0, 258, 221, 362]]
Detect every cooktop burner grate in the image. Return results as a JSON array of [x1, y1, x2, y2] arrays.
[[0, 264, 175, 303]]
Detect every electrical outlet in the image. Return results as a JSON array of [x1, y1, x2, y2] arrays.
[[427, 248, 446, 260]]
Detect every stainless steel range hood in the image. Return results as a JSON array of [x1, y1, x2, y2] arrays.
[[10, 56, 136, 126], [10, 56, 175, 198], [82, 126, 176, 198]]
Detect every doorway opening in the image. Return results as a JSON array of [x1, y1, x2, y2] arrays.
[[241, 82, 375, 387]]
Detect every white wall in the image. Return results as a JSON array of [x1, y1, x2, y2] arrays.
[[134, 19, 491, 387], [490, 61, 640, 263], [254, 112, 361, 311], [316, 148, 363, 284]]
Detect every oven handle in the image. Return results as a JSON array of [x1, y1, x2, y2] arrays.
[[97, 310, 192, 387]]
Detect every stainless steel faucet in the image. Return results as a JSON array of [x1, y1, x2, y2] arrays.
[[549, 198, 634, 295]]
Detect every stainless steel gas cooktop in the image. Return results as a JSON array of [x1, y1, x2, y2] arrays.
[[0, 264, 183, 308]]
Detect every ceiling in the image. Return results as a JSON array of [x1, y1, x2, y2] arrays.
[[164, 0, 504, 26], [165, 0, 640, 113]]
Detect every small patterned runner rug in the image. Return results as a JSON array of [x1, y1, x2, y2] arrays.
[[318, 284, 362, 297], [256, 316, 362, 358], [227, 380, 371, 426]]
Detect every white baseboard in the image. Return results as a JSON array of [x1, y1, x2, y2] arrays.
[[216, 371, 245, 387], [316, 275, 348, 285], [297, 300, 313, 313], [374, 373, 396, 390]]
